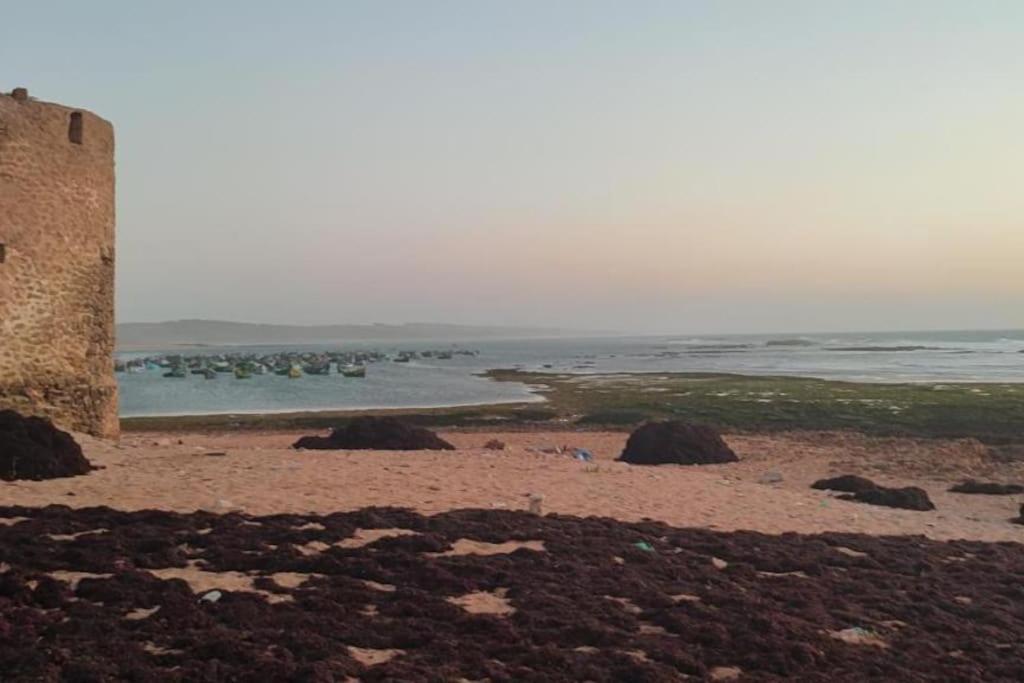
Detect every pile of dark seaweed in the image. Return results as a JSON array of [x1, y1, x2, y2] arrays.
[[0, 410, 92, 481], [293, 416, 455, 451], [617, 421, 738, 466], [812, 475, 935, 511], [2, 506, 1023, 681], [950, 480, 1024, 495]]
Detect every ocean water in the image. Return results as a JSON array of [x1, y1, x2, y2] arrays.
[[117, 329, 1024, 417]]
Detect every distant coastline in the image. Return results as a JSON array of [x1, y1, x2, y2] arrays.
[[118, 321, 1024, 352], [116, 319, 613, 351]]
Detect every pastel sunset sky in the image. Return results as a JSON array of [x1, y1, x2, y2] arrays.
[[5, 1, 1022, 333]]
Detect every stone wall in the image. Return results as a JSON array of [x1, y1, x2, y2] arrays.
[[0, 89, 118, 438]]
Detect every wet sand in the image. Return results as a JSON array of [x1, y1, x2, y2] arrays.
[[5, 429, 1023, 542]]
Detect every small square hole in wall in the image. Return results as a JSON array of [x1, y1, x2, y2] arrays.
[[69, 112, 84, 144]]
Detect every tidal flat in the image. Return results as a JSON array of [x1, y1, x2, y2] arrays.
[[123, 370, 1024, 445]]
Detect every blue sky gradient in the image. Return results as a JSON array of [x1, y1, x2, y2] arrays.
[[4, 1, 1022, 332]]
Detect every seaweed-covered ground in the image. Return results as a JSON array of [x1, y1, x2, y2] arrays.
[[2, 506, 1023, 682], [122, 371, 1024, 447], [485, 371, 1024, 444]]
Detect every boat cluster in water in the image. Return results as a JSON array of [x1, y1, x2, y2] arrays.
[[115, 348, 479, 380]]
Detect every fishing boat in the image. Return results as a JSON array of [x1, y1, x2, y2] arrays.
[[340, 364, 366, 378], [201, 368, 217, 380], [304, 363, 331, 376], [163, 366, 186, 379], [288, 365, 302, 379], [234, 366, 253, 379]]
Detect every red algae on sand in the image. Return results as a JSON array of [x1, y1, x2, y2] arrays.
[[1, 505, 1023, 681]]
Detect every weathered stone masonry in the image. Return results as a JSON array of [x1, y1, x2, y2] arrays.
[[0, 88, 118, 438]]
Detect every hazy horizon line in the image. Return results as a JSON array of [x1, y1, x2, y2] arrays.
[[116, 318, 1023, 338]]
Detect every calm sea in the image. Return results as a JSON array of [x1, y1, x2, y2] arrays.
[[117, 329, 1024, 417]]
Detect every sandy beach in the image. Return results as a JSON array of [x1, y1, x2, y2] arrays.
[[7, 375, 1024, 681], [6, 5, 1024, 677], [6, 429, 1023, 542], [5, 426, 1024, 681]]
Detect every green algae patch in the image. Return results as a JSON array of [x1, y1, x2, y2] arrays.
[[485, 370, 1024, 444]]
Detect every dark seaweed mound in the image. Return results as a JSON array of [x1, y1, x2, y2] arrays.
[[950, 480, 1024, 495], [293, 416, 455, 451], [2, 505, 1022, 681], [840, 486, 936, 512], [812, 476, 935, 511], [0, 410, 92, 481], [618, 421, 738, 465], [811, 475, 879, 493]]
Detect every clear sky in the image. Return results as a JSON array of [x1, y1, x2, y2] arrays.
[[5, 1, 1022, 333]]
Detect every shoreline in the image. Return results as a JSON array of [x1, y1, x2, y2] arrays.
[[119, 393, 545, 420], [121, 401, 556, 433]]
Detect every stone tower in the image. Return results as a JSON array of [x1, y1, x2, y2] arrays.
[[0, 88, 118, 438]]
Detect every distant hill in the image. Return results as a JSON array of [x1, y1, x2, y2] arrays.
[[116, 319, 594, 350]]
